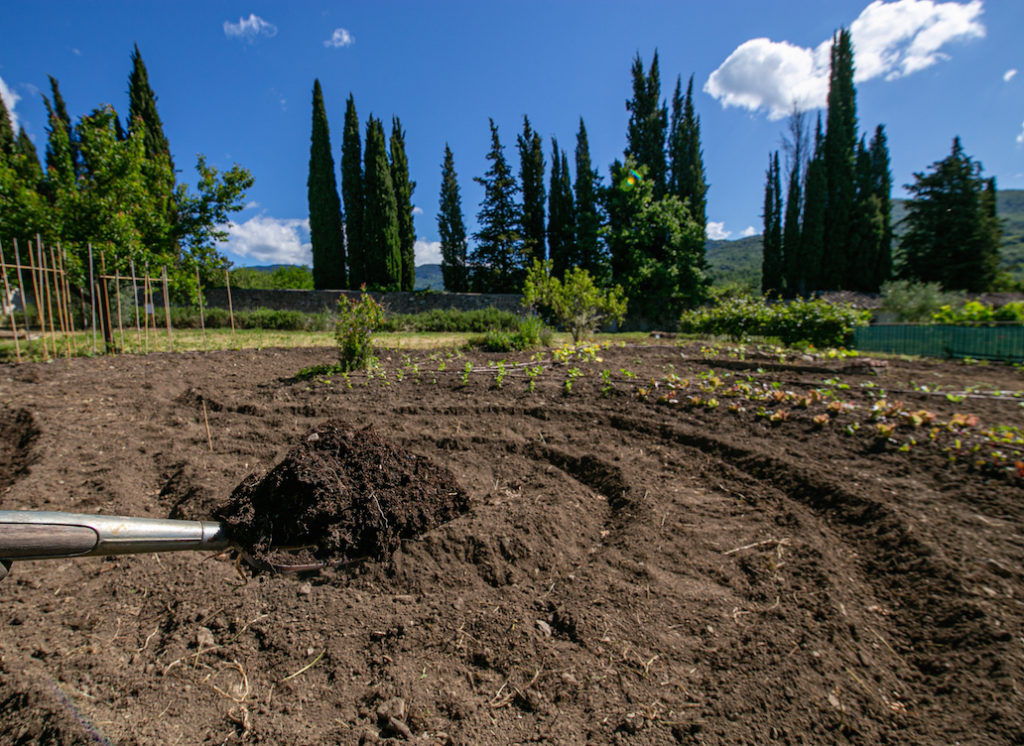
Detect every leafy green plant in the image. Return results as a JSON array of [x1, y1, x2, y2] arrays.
[[600, 369, 613, 397], [525, 364, 543, 392], [879, 280, 963, 323], [522, 260, 627, 343], [462, 361, 472, 386], [564, 367, 583, 394], [335, 288, 385, 371], [494, 361, 507, 389]]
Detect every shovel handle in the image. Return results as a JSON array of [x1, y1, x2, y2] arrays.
[[0, 523, 99, 558]]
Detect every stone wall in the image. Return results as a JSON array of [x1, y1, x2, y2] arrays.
[[203, 288, 527, 316]]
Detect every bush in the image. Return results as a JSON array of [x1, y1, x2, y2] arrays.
[[880, 281, 963, 323], [522, 260, 627, 343], [335, 290, 385, 371], [380, 307, 521, 333], [468, 315, 553, 352], [932, 300, 1024, 326], [678, 296, 870, 347]]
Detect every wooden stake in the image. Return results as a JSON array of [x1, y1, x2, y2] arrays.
[[225, 269, 236, 342], [99, 251, 114, 353], [161, 266, 173, 351], [114, 267, 125, 353], [202, 399, 213, 451], [25, 237, 48, 360], [0, 240, 22, 363], [195, 266, 206, 349], [37, 236, 58, 357], [130, 260, 142, 350], [57, 244, 76, 345], [12, 239, 32, 343], [143, 269, 151, 354], [88, 244, 97, 355], [48, 244, 71, 359]]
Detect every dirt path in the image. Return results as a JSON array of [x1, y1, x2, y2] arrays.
[[2, 343, 1023, 744]]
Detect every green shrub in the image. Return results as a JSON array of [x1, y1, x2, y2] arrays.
[[335, 290, 385, 371], [522, 260, 627, 342], [932, 300, 1024, 326], [880, 281, 963, 322], [678, 296, 869, 347], [380, 307, 522, 333], [468, 315, 553, 352]]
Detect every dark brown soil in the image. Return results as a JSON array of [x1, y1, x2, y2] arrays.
[[1, 342, 1024, 744], [215, 420, 470, 569]]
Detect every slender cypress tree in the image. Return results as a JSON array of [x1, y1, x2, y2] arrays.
[[470, 118, 523, 292], [898, 137, 1001, 292], [341, 94, 366, 287], [574, 118, 604, 279], [438, 144, 468, 292], [668, 75, 708, 234], [307, 79, 346, 289], [362, 116, 401, 289], [547, 139, 574, 276], [14, 128, 44, 186], [390, 116, 416, 291], [822, 28, 858, 289], [43, 76, 77, 179], [782, 157, 803, 296], [0, 93, 14, 158], [801, 116, 827, 292], [625, 51, 668, 197], [761, 152, 784, 295], [517, 116, 546, 265], [128, 44, 173, 168], [868, 124, 892, 288], [848, 137, 885, 292]]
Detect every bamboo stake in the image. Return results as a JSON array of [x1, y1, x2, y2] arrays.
[[130, 260, 142, 350], [143, 269, 151, 354], [57, 244, 76, 348], [195, 266, 207, 349], [88, 244, 97, 355], [114, 267, 125, 353], [25, 237, 48, 360], [99, 251, 113, 353], [0, 240, 22, 363], [161, 266, 172, 351], [37, 236, 58, 357], [225, 269, 236, 342], [12, 240, 32, 343], [48, 244, 71, 359]]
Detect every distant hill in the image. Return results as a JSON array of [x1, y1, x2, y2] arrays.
[[414, 263, 444, 290], [704, 189, 1024, 289]]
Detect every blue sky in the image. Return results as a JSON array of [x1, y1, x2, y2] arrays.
[[1, 0, 1022, 268]]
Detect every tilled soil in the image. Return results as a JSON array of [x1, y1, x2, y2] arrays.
[[1, 343, 1023, 745]]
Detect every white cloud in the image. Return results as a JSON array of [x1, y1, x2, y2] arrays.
[[224, 14, 277, 41], [740, 226, 758, 238], [706, 222, 731, 240], [412, 206, 424, 215], [705, 0, 985, 119], [1016, 120, 1024, 146], [414, 238, 442, 266], [0, 75, 21, 132], [324, 28, 354, 48], [223, 216, 311, 265], [1005, 69, 1019, 82]]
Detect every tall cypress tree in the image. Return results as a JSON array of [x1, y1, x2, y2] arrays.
[[868, 124, 892, 288], [470, 118, 523, 292], [848, 137, 885, 292], [574, 118, 604, 279], [128, 44, 173, 168], [362, 116, 401, 289], [898, 137, 1001, 292], [307, 79, 346, 289], [625, 51, 668, 197], [517, 115, 546, 265], [762, 152, 784, 295], [801, 114, 826, 292], [43, 76, 77, 180], [0, 93, 14, 158], [341, 94, 366, 287], [781, 110, 808, 296], [389, 116, 416, 291], [668, 75, 708, 234], [547, 139, 574, 276], [822, 28, 858, 289], [14, 128, 44, 186], [438, 144, 468, 292]]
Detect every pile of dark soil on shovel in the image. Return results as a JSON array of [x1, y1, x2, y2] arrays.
[[214, 419, 470, 570]]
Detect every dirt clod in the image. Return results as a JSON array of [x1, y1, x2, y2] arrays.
[[214, 420, 470, 570]]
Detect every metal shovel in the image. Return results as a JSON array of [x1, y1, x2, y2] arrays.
[[0, 510, 230, 581]]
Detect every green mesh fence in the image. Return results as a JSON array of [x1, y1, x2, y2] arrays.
[[854, 325, 1024, 362]]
